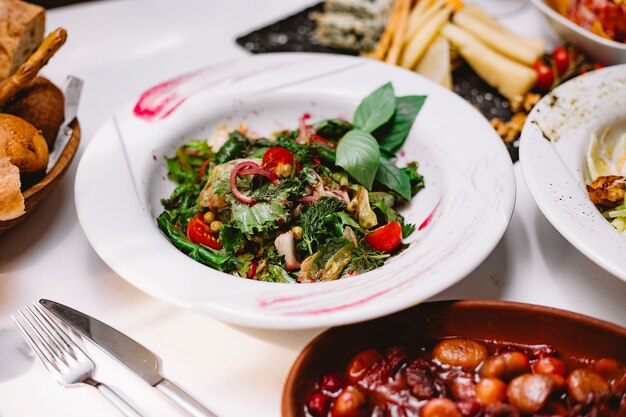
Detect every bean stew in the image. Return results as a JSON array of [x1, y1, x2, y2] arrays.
[[303, 338, 626, 417]]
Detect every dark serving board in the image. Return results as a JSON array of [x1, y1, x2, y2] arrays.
[[235, 3, 518, 162]]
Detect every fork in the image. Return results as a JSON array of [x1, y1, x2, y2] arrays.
[[13, 304, 145, 417]]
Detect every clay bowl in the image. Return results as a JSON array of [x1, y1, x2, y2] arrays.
[[0, 119, 80, 234], [282, 300, 626, 417]]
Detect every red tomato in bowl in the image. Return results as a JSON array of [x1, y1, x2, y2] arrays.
[[262, 147, 297, 173], [365, 222, 403, 253], [187, 213, 222, 249]]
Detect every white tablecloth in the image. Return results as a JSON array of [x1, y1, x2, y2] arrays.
[[1, 1, 625, 416]]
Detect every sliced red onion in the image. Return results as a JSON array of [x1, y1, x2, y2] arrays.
[[230, 166, 256, 206], [237, 167, 280, 185], [299, 195, 317, 203], [296, 113, 312, 144], [326, 189, 350, 205], [230, 161, 281, 205]]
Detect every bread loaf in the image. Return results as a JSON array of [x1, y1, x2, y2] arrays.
[[0, 0, 45, 80], [3, 77, 64, 148], [0, 113, 48, 171], [0, 155, 24, 220]]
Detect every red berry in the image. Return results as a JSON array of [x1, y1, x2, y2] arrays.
[[457, 400, 482, 417], [307, 391, 329, 416], [347, 349, 381, 383], [534, 60, 555, 90], [552, 46, 570, 75], [330, 386, 367, 417], [321, 373, 345, 395], [532, 357, 566, 377]]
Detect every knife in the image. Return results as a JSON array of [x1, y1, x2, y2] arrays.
[[40, 299, 219, 417], [46, 76, 83, 173]]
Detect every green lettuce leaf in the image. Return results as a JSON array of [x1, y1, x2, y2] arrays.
[[230, 200, 288, 235]]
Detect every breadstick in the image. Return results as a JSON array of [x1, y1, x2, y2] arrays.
[[400, 4, 452, 69], [372, 0, 402, 60], [0, 28, 67, 108], [385, 0, 411, 65], [404, 0, 442, 44]]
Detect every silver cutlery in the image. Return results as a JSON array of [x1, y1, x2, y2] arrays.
[[46, 75, 83, 173], [40, 299, 219, 417], [13, 303, 145, 417]]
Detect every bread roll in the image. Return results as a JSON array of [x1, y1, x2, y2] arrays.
[[0, 0, 45, 80], [0, 155, 24, 220], [3, 77, 64, 148], [0, 113, 48, 173]]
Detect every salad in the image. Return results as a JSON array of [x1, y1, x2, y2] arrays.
[[157, 83, 427, 283], [586, 127, 626, 234]]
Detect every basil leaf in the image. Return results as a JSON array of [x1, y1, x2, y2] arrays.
[[313, 119, 353, 140], [379, 96, 427, 153], [402, 162, 425, 197], [336, 130, 381, 189], [213, 131, 248, 163], [375, 157, 411, 200], [353, 83, 396, 133]]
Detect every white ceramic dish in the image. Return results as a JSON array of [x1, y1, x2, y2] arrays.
[[520, 65, 626, 282], [75, 53, 515, 329], [530, 0, 626, 65]]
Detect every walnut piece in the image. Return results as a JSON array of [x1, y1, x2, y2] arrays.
[[587, 176, 625, 209], [509, 93, 541, 113], [490, 113, 527, 144]]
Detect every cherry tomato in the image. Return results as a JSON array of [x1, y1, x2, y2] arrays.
[[247, 259, 258, 279], [186, 213, 222, 249], [199, 159, 210, 179], [593, 63, 605, 70], [365, 222, 403, 253], [262, 147, 299, 176], [552, 46, 570, 76], [533, 60, 554, 90]]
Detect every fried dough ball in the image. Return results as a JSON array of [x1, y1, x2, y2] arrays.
[[3, 77, 65, 148], [587, 175, 625, 209]]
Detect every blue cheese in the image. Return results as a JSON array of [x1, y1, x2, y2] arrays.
[[325, 0, 393, 19], [314, 12, 386, 51], [313, 0, 392, 51]]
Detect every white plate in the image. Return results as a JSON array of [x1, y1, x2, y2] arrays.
[[75, 53, 515, 329], [530, 0, 626, 65], [520, 65, 626, 282]]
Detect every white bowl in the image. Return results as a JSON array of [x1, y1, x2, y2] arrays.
[[75, 53, 515, 329], [530, 0, 626, 65], [520, 65, 626, 281]]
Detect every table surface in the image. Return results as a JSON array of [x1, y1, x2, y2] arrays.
[[1, 0, 625, 416]]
